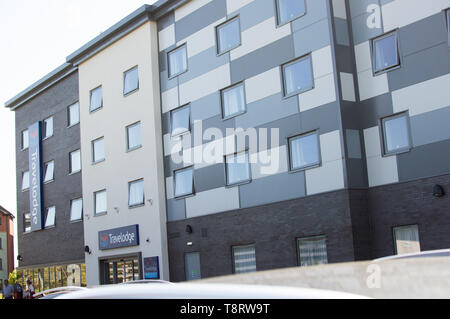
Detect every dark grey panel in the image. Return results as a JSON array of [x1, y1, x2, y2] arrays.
[[397, 139, 450, 183], [194, 163, 226, 193], [334, 18, 350, 46], [230, 35, 295, 83], [174, 0, 227, 42], [410, 106, 450, 148], [334, 45, 356, 74], [230, 0, 275, 31], [167, 198, 186, 222], [346, 158, 368, 188]]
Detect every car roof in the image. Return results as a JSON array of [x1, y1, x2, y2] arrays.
[[373, 248, 450, 262]]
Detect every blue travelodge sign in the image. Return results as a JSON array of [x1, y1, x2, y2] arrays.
[[28, 121, 44, 232], [144, 256, 160, 279], [98, 225, 140, 250]]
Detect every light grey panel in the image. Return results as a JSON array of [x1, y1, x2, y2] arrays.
[[230, 35, 295, 83], [234, 93, 299, 131], [194, 163, 226, 193], [167, 198, 186, 222], [190, 92, 222, 122], [291, 0, 328, 32], [230, 0, 275, 31], [334, 18, 350, 46], [346, 129, 362, 159], [293, 18, 331, 57], [175, 0, 227, 42], [239, 171, 306, 209], [410, 106, 450, 148]]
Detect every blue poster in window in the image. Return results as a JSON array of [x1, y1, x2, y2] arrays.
[[144, 256, 160, 279]]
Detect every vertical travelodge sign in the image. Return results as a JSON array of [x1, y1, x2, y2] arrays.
[[28, 121, 44, 232]]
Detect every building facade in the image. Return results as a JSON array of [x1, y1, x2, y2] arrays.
[[5, 0, 450, 285], [5, 64, 86, 291], [0, 206, 15, 285]]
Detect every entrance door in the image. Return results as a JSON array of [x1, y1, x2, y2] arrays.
[[100, 255, 142, 285]]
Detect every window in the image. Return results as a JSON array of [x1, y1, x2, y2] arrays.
[[43, 117, 53, 139], [92, 137, 105, 163], [168, 44, 188, 78], [94, 190, 107, 216], [24, 213, 31, 233], [22, 171, 30, 191], [126, 122, 142, 151], [170, 105, 190, 137], [44, 206, 56, 228], [221, 83, 246, 119], [129, 179, 145, 207], [297, 236, 328, 267], [124, 66, 139, 95], [288, 131, 320, 171], [226, 151, 251, 186], [174, 167, 194, 198], [68, 102, 80, 127], [22, 129, 29, 150], [216, 17, 241, 55], [282, 55, 314, 97], [90, 86, 103, 112], [233, 245, 256, 274], [185, 252, 201, 281], [70, 198, 83, 222], [43, 161, 55, 183], [381, 113, 411, 155], [276, 0, 306, 25], [69, 149, 81, 174], [394, 225, 421, 255], [372, 31, 400, 75]]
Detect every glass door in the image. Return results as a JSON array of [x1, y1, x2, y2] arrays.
[[100, 255, 141, 285]]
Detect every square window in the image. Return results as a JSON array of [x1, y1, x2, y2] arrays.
[[372, 31, 400, 74], [22, 129, 29, 150], [174, 167, 194, 198], [70, 198, 83, 222], [129, 179, 145, 207], [43, 161, 55, 183], [282, 55, 314, 97], [126, 122, 142, 151], [43, 117, 54, 139], [233, 245, 256, 274], [70, 149, 81, 174], [92, 137, 105, 163], [289, 132, 320, 171], [94, 190, 107, 215], [170, 105, 190, 137], [168, 45, 188, 78], [297, 236, 328, 267], [44, 206, 56, 228], [124, 66, 139, 95], [22, 171, 30, 191], [216, 17, 241, 55], [90, 86, 103, 112], [276, 0, 306, 25], [24, 213, 31, 233], [221, 83, 246, 119], [393, 225, 421, 255], [226, 151, 251, 186], [68, 102, 80, 127], [382, 113, 411, 155]]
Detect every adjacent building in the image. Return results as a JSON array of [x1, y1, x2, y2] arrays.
[[5, 0, 450, 285], [0, 206, 15, 285]]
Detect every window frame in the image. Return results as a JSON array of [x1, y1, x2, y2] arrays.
[[128, 179, 145, 208], [94, 189, 108, 216], [392, 224, 421, 256], [281, 53, 314, 98], [220, 82, 247, 120], [215, 16, 242, 56], [225, 150, 252, 187], [296, 235, 328, 267], [92, 137, 105, 164], [42, 116, 54, 140], [232, 244, 257, 274], [89, 85, 103, 113], [371, 30, 401, 76], [123, 65, 140, 96], [43, 160, 55, 184], [21, 129, 29, 150], [287, 130, 321, 173], [70, 198, 83, 223], [380, 112, 412, 157], [126, 121, 142, 152], [67, 102, 80, 128], [173, 166, 195, 199], [170, 104, 191, 138], [167, 43, 188, 79], [69, 149, 82, 174], [275, 0, 307, 27]]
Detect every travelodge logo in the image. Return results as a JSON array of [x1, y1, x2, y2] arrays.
[[98, 225, 139, 250], [28, 122, 43, 232]]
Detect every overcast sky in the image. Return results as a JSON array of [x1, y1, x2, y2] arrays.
[[0, 0, 157, 265]]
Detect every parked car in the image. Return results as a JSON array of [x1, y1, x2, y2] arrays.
[[120, 279, 175, 285], [34, 286, 89, 299], [56, 283, 369, 299], [373, 248, 450, 262]]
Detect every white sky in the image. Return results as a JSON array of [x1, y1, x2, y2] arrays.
[[0, 0, 157, 266]]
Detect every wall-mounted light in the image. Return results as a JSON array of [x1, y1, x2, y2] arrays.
[[17, 255, 23, 261], [84, 245, 92, 255], [114, 207, 120, 214], [433, 185, 445, 198], [186, 225, 193, 234]]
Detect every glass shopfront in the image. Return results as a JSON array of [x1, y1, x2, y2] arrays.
[[100, 254, 142, 285]]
